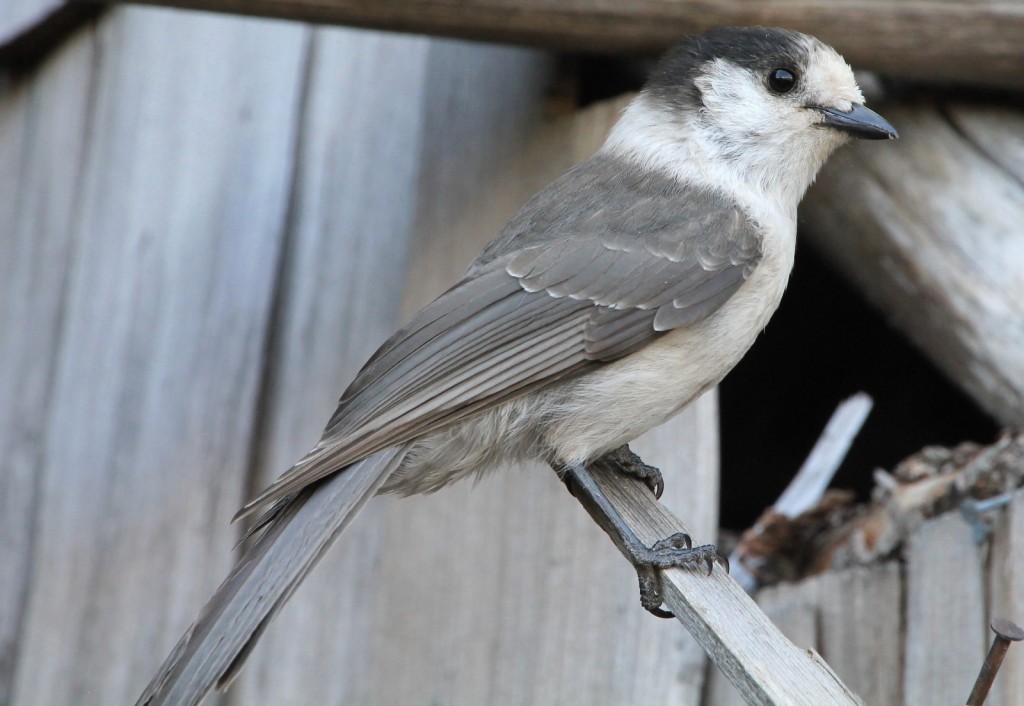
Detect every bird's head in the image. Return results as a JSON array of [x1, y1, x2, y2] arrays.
[[609, 27, 897, 207]]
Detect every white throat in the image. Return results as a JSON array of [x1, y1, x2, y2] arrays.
[[600, 95, 835, 229]]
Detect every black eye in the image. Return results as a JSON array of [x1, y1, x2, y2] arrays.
[[768, 68, 797, 93]]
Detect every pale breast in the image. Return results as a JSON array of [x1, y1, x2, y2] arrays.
[[542, 214, 796, 464]]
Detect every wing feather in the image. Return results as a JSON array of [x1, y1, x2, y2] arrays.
[[238, 161, 764, 519]]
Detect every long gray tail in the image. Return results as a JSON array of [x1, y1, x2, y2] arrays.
[[137, 445, 408, 706]]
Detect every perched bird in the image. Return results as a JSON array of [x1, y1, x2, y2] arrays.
[[138, 26, 897, 706]]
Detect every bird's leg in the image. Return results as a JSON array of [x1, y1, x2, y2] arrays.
[[593, 444, 665, 499], [555, 447, 728, 618]]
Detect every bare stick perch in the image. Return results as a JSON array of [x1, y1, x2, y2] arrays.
[[586, 461, 864, 706], [731, 392, 873, 592], [85, 0, 1024, 89]]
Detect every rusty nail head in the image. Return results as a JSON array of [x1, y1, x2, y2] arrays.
[[991, 618, 1024, 642], [966, 618, 1023, 706]]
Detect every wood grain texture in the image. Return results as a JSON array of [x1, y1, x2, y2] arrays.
[[0, 7, 307, 705], [903, 510, 987, 705], [95, 0, 1024, 89], [226, 27, 434, 705], [988, 489, 1024, 706], [710, 563, 902, 706], [705, 579, 820, 706], [757, 581, 819, 653], [595, 468, 864, 706], [814, 564, 903, 706], [0, 26, 95, 706], [804, 102, 1024, 426]]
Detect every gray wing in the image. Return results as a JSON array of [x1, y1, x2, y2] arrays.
[[237, 166, 762, 518]]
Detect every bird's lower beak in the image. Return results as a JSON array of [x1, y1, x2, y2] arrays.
[[815, 103, 899, 140]]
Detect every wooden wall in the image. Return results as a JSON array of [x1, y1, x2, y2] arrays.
[[0, 8, 720, 705], [706, 489, 1024, 706], [6, 7, 1020, 706], [1, 9, 306, 704]]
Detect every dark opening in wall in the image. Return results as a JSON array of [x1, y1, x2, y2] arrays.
[[717, 241, 999, 530], [574, 54, 655, 107]]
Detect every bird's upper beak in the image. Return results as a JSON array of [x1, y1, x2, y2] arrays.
[[815, 103, 899, 140]]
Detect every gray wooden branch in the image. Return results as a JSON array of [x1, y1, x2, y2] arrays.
[[589, 463, 864, 706], [74, 0, 1024, 89], [774, 392, 873, 518], [804, 102, 1024, 426]]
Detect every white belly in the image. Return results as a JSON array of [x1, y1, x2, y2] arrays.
[[543, 225, 795, 463]]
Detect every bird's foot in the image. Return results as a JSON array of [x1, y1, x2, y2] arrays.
[[556, 457, 728, 619], [634, 540, 729, 618], [593, 444, 664, 499]]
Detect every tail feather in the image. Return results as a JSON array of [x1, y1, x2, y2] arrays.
[[137, 445, 408, 706]]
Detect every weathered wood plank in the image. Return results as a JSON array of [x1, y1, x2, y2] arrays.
[[804, 102, 1024, 426], [705, 580, 820, 706], [0, 1, 100, 65], [95, 0, 1024, 89], [815, 564, 903, 706], [225, 27, 434, 705], [988, 489, 1024, 706], [708, 562, 903, 706], [595, 468, 864, 706], [758, 582, 819, 655], [903, 510, 987, 705], [623, 407, 719, 706], [1, 7, 307, 705], [0, 25, 96, 706]]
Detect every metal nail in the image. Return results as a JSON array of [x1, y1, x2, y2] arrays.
[[965, 618, 1024, 705], [960, 492, 1014, 544]]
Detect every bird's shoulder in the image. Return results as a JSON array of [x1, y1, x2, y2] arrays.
[[469, 153, 763, 279]]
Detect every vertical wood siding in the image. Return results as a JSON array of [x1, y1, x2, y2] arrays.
[[1, 9, 720, 706]]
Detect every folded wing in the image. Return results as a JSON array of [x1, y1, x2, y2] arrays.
[[237, 166, 761, 519]]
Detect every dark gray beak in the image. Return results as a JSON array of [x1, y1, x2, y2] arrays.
[[816, 103, 898, 140]]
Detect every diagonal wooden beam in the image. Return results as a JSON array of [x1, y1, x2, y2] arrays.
[[0, 2, 101, 65], [588, 461, 865, 705], [76, 0, 1024, 89]]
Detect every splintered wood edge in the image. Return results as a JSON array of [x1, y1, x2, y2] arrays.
[[591, 465, 864, 706]]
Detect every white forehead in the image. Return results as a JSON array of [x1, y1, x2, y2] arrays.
[[802, 40, 864, 108]]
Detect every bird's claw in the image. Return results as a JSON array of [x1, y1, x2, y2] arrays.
[[597, 445, 665, 499], [634, 542, 728, 618], [560, 451, 728, 619]]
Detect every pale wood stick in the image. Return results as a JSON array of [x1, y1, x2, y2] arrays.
[[731, 392, 874, 592], [590, 463, 864, 706], [774, 392, 873, 518]]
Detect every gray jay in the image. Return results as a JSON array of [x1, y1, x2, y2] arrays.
[[138, 26, 897, 705]]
